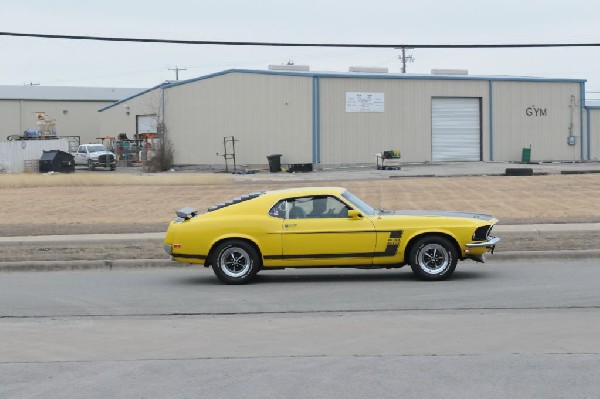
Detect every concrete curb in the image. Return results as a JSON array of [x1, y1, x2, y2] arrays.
[[0, 259, 178, 272], [1, 250, 599, 272], [492, 249, 600, 261]]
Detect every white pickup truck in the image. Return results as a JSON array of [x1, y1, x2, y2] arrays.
[[73, 144, 117, 171]]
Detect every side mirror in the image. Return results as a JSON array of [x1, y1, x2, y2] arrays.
[[347, 209, 362, 219]]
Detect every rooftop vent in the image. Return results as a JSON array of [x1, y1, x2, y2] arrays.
[[268, 64, 310, 71], [348, 66, 389, 73], [431, 69, 469, 76]]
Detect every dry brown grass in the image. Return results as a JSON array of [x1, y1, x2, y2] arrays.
[[0, 173, 598, 236], [0, 172, 232, 188]]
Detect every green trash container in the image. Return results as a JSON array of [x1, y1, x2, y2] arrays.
[[521, 147, 531, 163]]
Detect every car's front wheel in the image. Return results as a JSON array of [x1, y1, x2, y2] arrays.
[[88, 159, 95, 171], [211, 240, 261, 284], [409, 236, 457, 281]]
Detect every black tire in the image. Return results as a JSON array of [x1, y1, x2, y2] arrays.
[[88, 159, 95, 171], [409, 236, 458, 281], [110, 165, 116, 171], [211, 240, 261, 285]]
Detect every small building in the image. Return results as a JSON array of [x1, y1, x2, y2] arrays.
[[99, 69, 599, 167]]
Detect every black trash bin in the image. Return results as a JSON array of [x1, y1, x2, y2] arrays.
[[266, 154, 282, 173], [39, 150, 75, 173]]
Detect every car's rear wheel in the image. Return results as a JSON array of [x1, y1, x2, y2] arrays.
[[409, 236, 457, 280], [211, 240, 261, 284]]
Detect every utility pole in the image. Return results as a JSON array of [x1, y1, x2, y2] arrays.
[[397, 47, 414, 73], [168, 66, 187, 81]]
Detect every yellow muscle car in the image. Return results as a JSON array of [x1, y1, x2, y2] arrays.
[[164, 187, 499, 284]]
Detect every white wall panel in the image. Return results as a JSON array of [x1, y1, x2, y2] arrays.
[[0, 139, 69, 173]]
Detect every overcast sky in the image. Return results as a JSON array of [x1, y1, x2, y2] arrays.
[[2, 0, 600, 100]]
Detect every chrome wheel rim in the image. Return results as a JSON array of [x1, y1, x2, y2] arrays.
[[219, 247, 251, 278], [417, 244, 449, 275]]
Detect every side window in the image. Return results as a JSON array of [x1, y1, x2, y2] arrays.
[[268, 200, 287, 219], [306, 196, 349, 219], [287, 198, 308, 219], [274, 196, 351, 219], [78, 146, 85, 153]]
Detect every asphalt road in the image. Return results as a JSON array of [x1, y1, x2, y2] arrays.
[[2, 259, 600, 398]]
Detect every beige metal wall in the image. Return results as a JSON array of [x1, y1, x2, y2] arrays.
[[99, 88, 162, 140], [491, 81, 582, 161], [318, 78, 490, 164], [0, 99, 114, 144], [164, 73, 313, 166], [0, 101, 21, 136], [100, 72, 590, 167], [588, 108, 600, 160]]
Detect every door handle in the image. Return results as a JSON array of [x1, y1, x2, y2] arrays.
[[284, 223, 297, 228]]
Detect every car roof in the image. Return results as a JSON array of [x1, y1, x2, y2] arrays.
[[205, 187, 347, 214]]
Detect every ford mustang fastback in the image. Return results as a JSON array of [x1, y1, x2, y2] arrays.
[[164, 187, 500, 284]]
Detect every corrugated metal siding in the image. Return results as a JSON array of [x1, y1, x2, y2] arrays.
[[589, 109, 600, 160], [99, 88, 162, 139], [0, 101, 21, 137], [492, 81, 581, 161], [1, 100, 118, 144], [0, 139, 69, 173], [0, 86, 143, 101], [431, 98, 481, 161], [165, 73, 313, 166], [318, 78, 489, 164]]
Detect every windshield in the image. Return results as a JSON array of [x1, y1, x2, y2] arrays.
[[87, 145, 108, 153], [341, 190, 377, 216]]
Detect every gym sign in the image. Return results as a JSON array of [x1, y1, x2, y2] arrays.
[[526, 106, 547, 117]]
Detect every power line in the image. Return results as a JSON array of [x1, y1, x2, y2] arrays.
[[3, 31, 600, 49]]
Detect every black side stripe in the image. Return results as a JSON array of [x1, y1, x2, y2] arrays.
[[383, 230, 403, 256]]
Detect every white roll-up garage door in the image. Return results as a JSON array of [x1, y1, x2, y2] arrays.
[[432, 98, 481, 161]]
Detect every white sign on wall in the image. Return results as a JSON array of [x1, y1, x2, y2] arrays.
[[137, 114, 158, 134], [345, 92, 385, 113]]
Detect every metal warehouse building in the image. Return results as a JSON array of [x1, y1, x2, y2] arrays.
[[100, 69, 598, 167], [0, 85, 144, 145]]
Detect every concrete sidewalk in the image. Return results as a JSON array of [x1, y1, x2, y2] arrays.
[[1, 223, 599, 272]]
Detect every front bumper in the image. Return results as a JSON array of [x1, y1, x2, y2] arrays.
[[466, 236, 500, 249], [464, 236, 500, 263]]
